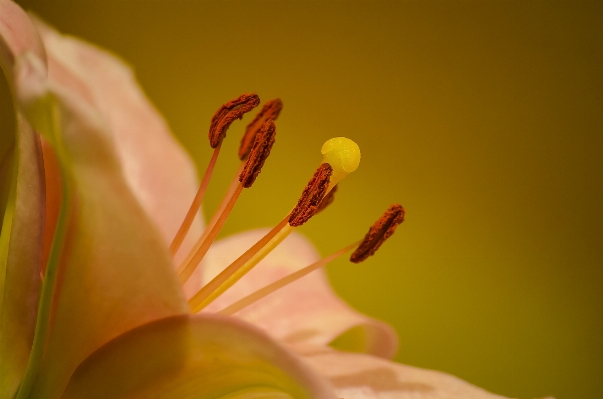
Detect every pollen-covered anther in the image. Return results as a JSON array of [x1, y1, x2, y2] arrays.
[[289, 163, 333, 227], [239, 120, 277, 188], [350, 204, 405, 263], [316, 184, 337, 214], [208, 93, 260, 148], [239, 98, 283, 160]]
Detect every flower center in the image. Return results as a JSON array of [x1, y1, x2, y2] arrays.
[[170, 94, 404, 314]]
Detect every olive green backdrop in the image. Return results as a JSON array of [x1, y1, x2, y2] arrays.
[[3, 1, 602, 398]]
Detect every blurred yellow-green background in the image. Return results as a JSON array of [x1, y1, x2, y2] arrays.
[[3, 1, 602, 398]]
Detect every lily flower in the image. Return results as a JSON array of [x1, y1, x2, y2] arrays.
[[0, 1, 538, 398]]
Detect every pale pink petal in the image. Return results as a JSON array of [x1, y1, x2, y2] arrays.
[[15, 52, 187, 399], [63, 315, 336, 399], [29, 16, 203, 295], [0, 2, 46, 396], [297, 346, 509, 399], [0, 0, 46, 80], [201, 229, 398, 358]]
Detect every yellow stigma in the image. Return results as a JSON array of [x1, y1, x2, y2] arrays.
[[321, 137, 361, 186]]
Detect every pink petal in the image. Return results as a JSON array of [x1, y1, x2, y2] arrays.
[[14, 52, 188, 399], [63, 315, 336, 399], [29, 16, 203, 295], [201, 229, 398, 359], [297, 346, 509, 399], [0, 0, 46, 81], [0, 2, 46, 396]]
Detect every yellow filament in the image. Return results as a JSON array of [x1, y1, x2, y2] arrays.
[[187, 138, 361, 313], [215, 223, 295, 299], [176, 162, 245, 282], [188, 220, 294, 313], [178, 183, 243, 285], [218, 241, 360, 316]]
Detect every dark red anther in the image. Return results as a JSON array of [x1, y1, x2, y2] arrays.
[[350, 204, 405, 263], [239, 98, 283, 160], [289, 164, 333, 227], [316, 184, 337, 214], [208, 93, 260, 148], [239, 120, 277, 188]]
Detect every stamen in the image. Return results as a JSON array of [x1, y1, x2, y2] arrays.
[[170, 94, 259, 257], [289, 163, 333, 227], [178, 122, 277, 284], [188, 162, 332, 312], [350, 204, 405, 263], [217, 204, 405, 315], [188, 216, 291, 312], [201, 162, 246, 240], [316, 183, 338, 214], [187, 137, 361, 312], [218, 241, 360, 316], [176, 162, 245, 282], [239, 98, 283, 160], [178, 182, 244, 285], [209, 93, 260, 148], [239, 120, 277, 188], [169, 143, 221, 256]]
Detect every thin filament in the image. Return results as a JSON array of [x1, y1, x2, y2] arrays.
[[176, 161, 245, 281], [188, 161, 340, 312], [218, 241, 360, 316], [188, 216, 291, 313], [203, 161, 246, 237], [210, 223, 295, 305], [169, 144, 221, 256], [178, 182, 243, 285]]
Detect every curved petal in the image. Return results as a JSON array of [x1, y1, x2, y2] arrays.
[[201, 229, 398, 358], [298, 346, 509, 399], [0, 116, 45, 399], [0, 0, 46, 82], [0, 3, 46, 397], [14, 53, 187, 399], [29, 16, 203, 295], [62, 315, 335, 399]]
